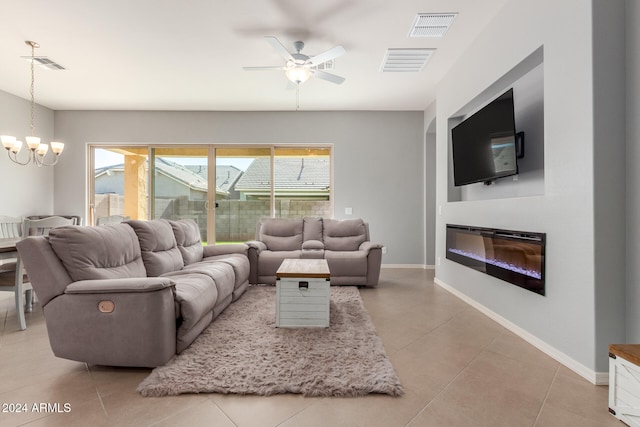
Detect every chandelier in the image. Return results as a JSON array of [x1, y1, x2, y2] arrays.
[[1, 41, 64, 166]]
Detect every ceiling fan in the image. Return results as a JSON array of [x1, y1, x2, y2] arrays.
[[244, 36, 346, 85]]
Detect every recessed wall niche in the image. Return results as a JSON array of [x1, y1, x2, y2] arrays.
[[447, 46, 544, 202]]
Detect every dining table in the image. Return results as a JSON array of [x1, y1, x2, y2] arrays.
[[0, 237, 30, 330]]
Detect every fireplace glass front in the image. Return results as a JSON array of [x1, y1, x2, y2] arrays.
[[446, 224, 546, 296]]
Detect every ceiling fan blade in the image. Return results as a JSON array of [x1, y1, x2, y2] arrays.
[[312, 70, 345, 84], [243, 66, 286, 71], [307, 45, 346, 67], [264, 36, 294, 61]]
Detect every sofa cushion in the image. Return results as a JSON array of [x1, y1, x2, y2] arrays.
[[322, 219, 367, 251], [127, 220, 184, 277], [170, 219, 204, 265], [324, 250, 368, 276], [201, 253, 250, 291], [165, 262, 235, 306], [258, 218, 303, 251], [171, 273, 218, 331], [48, 223, 147, 282], [259, 250, 301, 276], [303, 217, 323, 241], [302, 239, 324, 250]]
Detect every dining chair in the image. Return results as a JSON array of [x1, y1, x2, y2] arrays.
[[96, 214, 130, 225], [0, 216, 30, 330], [27, 214, 82, 226], [24, 216, 75, 237], [0, 216, 75, 330]]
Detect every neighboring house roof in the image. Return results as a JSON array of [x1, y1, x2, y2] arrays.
[[235, 158, 330, 193], [95, 159, 235, 195], [184, 165, 243, 193], [155, 158, 209, 192]]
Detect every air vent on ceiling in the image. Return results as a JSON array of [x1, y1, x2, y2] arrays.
[[381, 48, 435, 72], [21, 56, 66, 70], [315, 58, 335, 71], [409, 13, 457, 38]]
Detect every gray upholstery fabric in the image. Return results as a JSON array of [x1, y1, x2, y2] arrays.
[[203, 243, 248, 257], [16, 237, 74, 307], [325, 250, 368, 276], [258, 218, 303, 251], [259, 249, 301, 273], [302, 239, 324, 250], [247, 217, 382, 287], [170, 219, 204, 265], [17, 217, 251, 367], [322, 219, 367, 251], [166, 262, 235, 306], [43, 287, 176, 367], [170, 273, 218, 331], [65, 277, 174, 294], [201, 254, 250, 292], [127, 219, 184, 276], [303, 217, 323, 241], [48, 224, 147, 282]]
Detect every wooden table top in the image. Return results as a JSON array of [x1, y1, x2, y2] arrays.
[[0, 238, 20, 253], [610, 344, 640, 366], [276, 258, 330, 279]]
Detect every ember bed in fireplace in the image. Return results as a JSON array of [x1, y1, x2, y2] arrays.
[[446, 224, 546, 296]]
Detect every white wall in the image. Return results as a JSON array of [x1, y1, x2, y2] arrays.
[[592, 0, 626, 371], [626, 0, 640, 342], [0, 90, 55, 217], [435, 0, 625, 378], [424, 102, 437, 266], [53, 110, 425, 265]]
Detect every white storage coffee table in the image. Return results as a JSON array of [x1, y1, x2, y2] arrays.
[[275, 258, 331, 328]]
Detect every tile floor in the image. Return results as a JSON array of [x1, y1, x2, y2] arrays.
[[0, 269, 621, 427]]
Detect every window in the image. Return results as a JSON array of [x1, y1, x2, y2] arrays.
[[90, 144, 332, 243]]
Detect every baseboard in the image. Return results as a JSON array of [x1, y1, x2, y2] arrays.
[[381, 264, 433, 269], [434, 277, 608, 385]]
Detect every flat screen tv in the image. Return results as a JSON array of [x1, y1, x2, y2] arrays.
[[451, 88, 518, 186]]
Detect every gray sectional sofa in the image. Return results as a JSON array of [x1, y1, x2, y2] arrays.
[[247, 217, 383, 287], [17, 218, 249, 368]]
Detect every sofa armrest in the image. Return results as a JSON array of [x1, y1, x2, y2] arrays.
[[203, 243, 248, 258], [359, 241, 383, 253], [246, 240, 267, 252], [65, 277, 174, 294], [246, 241, 266, 285], [302, 239, 325, 250]]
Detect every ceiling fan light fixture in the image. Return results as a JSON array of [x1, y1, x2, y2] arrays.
[[285, 66, 311, 84]]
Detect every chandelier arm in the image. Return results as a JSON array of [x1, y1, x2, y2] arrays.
[[7, 149, 34, 166], [34, 152, 60, 167]]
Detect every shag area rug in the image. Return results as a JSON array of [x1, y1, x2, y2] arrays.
[[137, 285, 403, 397]]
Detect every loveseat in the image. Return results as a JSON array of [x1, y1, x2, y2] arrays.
[[247, 217, 382, 287], [16, 218, 249, 368]]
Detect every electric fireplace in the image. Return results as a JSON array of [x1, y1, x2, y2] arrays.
[[446, 224, 546, 295]]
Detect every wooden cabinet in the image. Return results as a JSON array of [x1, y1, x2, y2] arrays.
[[609, 344, 640, 426], [275, 259, 331, 328]]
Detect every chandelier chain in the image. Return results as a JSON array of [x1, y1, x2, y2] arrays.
[[30, 42, 35, 136]]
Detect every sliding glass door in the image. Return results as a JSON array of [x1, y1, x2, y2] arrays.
[[214, 147, 271, 243], [273, 147, 331, 219], [150, 147, 211, 242], [90, 144, 332, 244], [92, 147, 149, 225]]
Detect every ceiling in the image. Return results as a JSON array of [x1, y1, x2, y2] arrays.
[[0, 0, 509, 112]]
